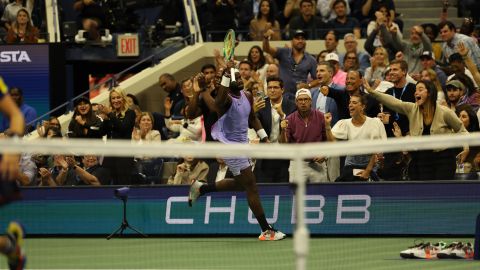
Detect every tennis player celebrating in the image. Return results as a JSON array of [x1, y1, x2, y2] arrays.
[[0, 76, 27, 270], [188, 63, 286, 241]]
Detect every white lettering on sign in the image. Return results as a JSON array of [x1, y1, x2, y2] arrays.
[[0, 51, 32, 62]]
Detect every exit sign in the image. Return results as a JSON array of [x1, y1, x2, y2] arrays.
[[117, 33, 139, 57]]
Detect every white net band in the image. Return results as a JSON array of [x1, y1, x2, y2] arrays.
[[1, 133, 478, 159]]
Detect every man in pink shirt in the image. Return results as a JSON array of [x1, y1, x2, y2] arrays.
[[325, 52, 347, 87], [279, 88, 335, 182]]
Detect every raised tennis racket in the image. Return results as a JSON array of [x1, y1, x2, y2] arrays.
[[223, 29, 236, 62]]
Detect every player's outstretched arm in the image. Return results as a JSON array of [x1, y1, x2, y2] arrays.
[[0, 94, 24, 181], [215, 66, 233, 116]]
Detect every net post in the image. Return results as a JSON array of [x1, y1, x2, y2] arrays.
[[293, 157, 309, 270], [475, 214, 480, 260]]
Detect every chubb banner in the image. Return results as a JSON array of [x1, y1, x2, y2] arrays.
[[1, 183, 479, 235]]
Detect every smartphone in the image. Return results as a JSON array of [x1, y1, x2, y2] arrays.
[[256, 91, 267, 100]]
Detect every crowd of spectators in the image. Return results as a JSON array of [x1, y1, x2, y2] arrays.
[[198, 0, 479, 42], [0, 0, 480, 186]]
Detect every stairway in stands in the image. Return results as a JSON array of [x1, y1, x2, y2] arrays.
[[395, 0, 463, 38]]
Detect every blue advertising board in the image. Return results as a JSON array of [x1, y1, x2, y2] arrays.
[[1, 183, 479, 235], [0, 44, 50, 128]]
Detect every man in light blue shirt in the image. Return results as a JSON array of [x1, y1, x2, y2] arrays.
[[263, 29, 317, 98], [439, 21, 480, 69]]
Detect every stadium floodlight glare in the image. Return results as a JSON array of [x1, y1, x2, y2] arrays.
[[107, 187, 147, 240]]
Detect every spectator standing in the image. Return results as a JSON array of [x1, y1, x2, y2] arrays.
[[254, 77, 296, 183], [159, 73, 184, 118], [0, 87, 36, 132], [279, 88, 335, 182], [361, 0, 399, 29], [307, 61, 341, 180], [307, 61, 341, 125], [325, 53, 346, 87], [366, 80, 469, 180], [439, 21, 480, 69], [392, 25, 432, 75], [364, 10, 401, 61], [99, 88, 136, 185], [327, 94, 387, 181], [263, 28, 317, 97], [321, 69, 380, 120], [382, 60, 416, 136], [247, 45, 272, 89], [67, 96, 103, 139]]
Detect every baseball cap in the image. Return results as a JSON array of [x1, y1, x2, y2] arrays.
[[448, 53, 463, 63], [295, 88, 312, 100], [74, 96, 91, 106], [293, 29, 308, 39], [446, 80, 465, 90], [325, 52, 339, 62], [419, 51, 435, 60]]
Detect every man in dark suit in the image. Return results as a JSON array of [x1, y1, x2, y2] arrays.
[[206, 158, 234, 184], [254, 77, 296, 183], [321, 69, 381, 120]]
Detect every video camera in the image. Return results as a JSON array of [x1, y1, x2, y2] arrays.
[[114, 187, 130, 200]]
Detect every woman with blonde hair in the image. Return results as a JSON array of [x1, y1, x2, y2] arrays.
[[132, 112, 162, 183], [100, 88, 137, 185], [420, 68, 446, 104], [364, 46, 389, 85], [132, 112, 160, 142]]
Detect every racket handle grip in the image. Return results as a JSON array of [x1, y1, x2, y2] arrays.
[[230, 68, 236, 82]]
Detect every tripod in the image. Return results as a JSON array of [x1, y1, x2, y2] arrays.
[[107, 197, 147, 239]]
